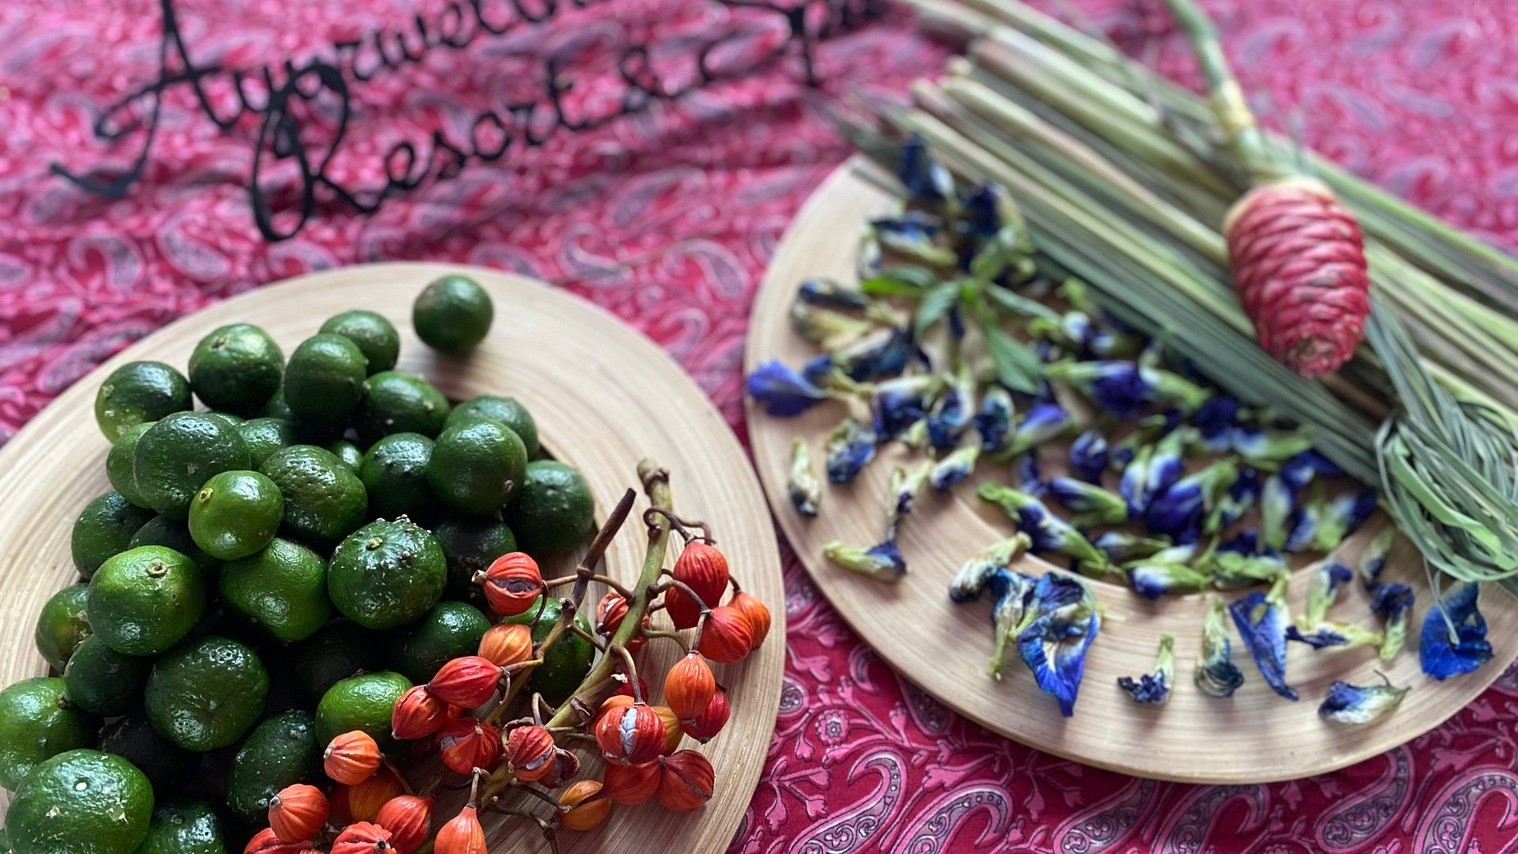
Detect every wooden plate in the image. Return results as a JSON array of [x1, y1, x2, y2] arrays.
[[0, 262, 782, 851], [743, 156, 1518, 785]]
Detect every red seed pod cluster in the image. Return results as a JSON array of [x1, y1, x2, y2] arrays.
[[427, 656, 501, 708], [664, 653, 717, 720], [594, 702, 667, 766], [1223, 176, 1370, 379], [698, 605, 755, 664], [324, 731, 382, 786], [269, 784, 329, 843], [434, 805, 487, 854], [437, 718, 501, 776], [503, 724, 558, 783], [478, 552, 544, 616], [330, 821, 394, 854], [392, 685, 451, 740], [375, 795, 433, 854], [681, 686, 731, 743], [665, 542, 730, 629], [658, 750, 715, 813]]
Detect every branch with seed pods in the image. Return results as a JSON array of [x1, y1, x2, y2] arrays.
[[249, 460, 771, 854]]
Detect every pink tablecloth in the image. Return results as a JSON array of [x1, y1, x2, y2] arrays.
[[4, 1, 1518, 850]]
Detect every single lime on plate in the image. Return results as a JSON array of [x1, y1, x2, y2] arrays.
[[358, 433, 435, 521], [34, 583, 93, 672], [259, 445, 367, 546], [446, 395, 539, 458], [218, 537, 330, 643], [4, 749, 153, 854], [224, 710, 319, 822], [188, 323, 284, 416], [87, 545, 205, 657], [504, 460, 596, 558], [413, 274, 493, 353], [144, 636, 267, 752], [428, 419, 527, 515], [320, 309, 400, 375], [328, 518, 445, 630], [237, 417, 296, 469], [188, 470, 284, 561], [0, 677, 96, 791], [315, 671, 412, 746], [283, 333, 368, 422], [94, 361, 191, 441], [71, 491, 157, 579], [352, 371, 450, 443]]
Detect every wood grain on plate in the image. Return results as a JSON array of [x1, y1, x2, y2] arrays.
[[743, 155, 1518, 784], [0, 263, 783, 852]]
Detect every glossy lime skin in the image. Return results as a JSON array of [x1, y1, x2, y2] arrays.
[[412, 274, 493, 353], [34, 583, 93, 672], [283, 333, 368, 422], [428, 419, 528, 515], [328, 518, 446, 630], [446, 395, 539, 458], [62, 634, 150, 717], [94, 361, 191, 441], [224, 710, 319, 822], [132, 412, 251, 520], [4, 749, 153, 854], [504, 460, 596, 557], [358, 433, 435, 521], [0, 677, 96, 791], [386, 601, 491, 684], [188, 323, 284, 416], [106, 422, 155, 508], [133, 799, 227, 854], [87, 546, 205, 657], [71, 491, 157, 579], [188, 470, 284, 561], [353, 371, 451, 444], [320, 309, 400, 375], [327, 439, 364, 472], [314, 671, 412, 746], [237, 417, 296, 469], [258, 445, 368, 546], [218, 537, 330, 643], [144, 636, 268, 752]]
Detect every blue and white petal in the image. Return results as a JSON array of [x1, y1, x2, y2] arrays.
[[949, 534, 1034, 603], [930, 446, 980, 493], [824, 418, 878, 484], [823, 536, 907, 582], [1303, 560, 1354, 627], [1420, 583, 1493, 681], [1016, 574, 1101, 717], [1068, 430, 1110, 484], [1117, 632, 1175, 705], [1195, 596, 1246, 698], [786, 438, 822, 517], [1228, 573, 1298, 701], [1318, 678, 1408, 725], [746, 360, 830, 417]]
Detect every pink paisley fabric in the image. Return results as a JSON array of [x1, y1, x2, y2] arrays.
[[2, 0, 1518, 851]]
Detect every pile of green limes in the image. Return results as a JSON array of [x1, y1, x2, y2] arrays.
[[0, 274, 598, 854]]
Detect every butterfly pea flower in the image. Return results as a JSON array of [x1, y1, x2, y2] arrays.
[[926, 367, 975, 451], [1284, 498, 1322, 553], [1206, 467, 1260, 534], [1110, 411, 1183, 468], [1286, 622, 1384, 651], [948, 534, 1034, 603], [798, 277, 872, 311], [824, 418, 878, 484], [1119, 429, 1190, 518], [1209, 549, 1288, 589], [823, 536, 907, 583], [828, 327, 914, 383], [1313, 490, 1379, 552], [1420, 583, 1493, 681], [974, 387, 1015, 453], [1231, 428, 1315, 469], [987, 569, 1037, 680], [998, 402, 1073, 459], [890, 461, 933, 519], [1093, 531, 1172, 563], [1043, 360, 1150, 419], [1126, 545, 1211, 600], [1260, 474, 1295, 552], [1303, 560, 1354, 627], [1069, 430, 1109, 484], [872, 375, 941, 440], [1012, 452, 1046, 497], [930, 446, 979, 493], [1217, 529, 1261, 556], [1229, 573, 1298, 701], [875, 217, 958, 268], [1195, 596, 1246, 698], [747, 360, 831, 417], [1279, 449, 1346, 491], [1193, 396, 1244, 453], [787, 439, 821, 518], [788, 300, 873, 347], [1117, 633, 1175, 705], [898, 134, 953, 201], [1048, 477, 1128, 527], [1145, 460, 1239, 545], [977, 483, 1106, 571], [899, 418, 930, 451], [1319, 677, 1409, 725], [1016, 574, 1101, 716], [1359, 526, 1397, 587], [1370, 582, 1414, 661]]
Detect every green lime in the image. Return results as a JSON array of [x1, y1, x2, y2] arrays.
[[320, 310, 400, 375], [290, 622, 385, 710], [224, 710, 319, 822], [35, 584, 93, 672], [327, 518, 446, 630], [71, 491, 157, 579], [261, 389, 294, 421], [94, 361, 191, 442], [0, 678, 95, 791], [188, 471, 283, 561], [106, 423, 154, 508], [133, 413, 250, 519], [504, 460, 595, 557], [129, 517, 219, 575], [97, 715, 188, 792], [87, 546, 205, 657], [358, 433, 435, 521], [386, 601, 490, 684], [5, 749, 152, 854], [63, 635, 149, 717], [428, 420, 527, 515], [200, 412, 244, 431], [218, 538, 330, 643], [237, 418, 296, 469], [413, 275, 493, 353], [432, 517, 516, 603], [144, 636, 267, 752], [133, 799, 226, 854], [327, 439, 364, 472], [352, 371, 450, 444], [315, 671, 412, 746], [259, 446, 368, 546], [446, 395, 539, 458], [282, 333, 367, 422], [188, 323, 284, 416], [502, 596, 594, 705]]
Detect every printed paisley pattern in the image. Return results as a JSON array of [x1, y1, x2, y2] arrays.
[[2, 0, 1518, 850]]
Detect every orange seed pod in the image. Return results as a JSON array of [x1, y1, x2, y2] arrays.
[[324, 731, 382, 786]]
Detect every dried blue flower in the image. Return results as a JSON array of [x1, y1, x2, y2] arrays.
[[1117, 633, 1175, 704], [1370, 582, 1414, 661], [926, 367, 975, 451], [988, 569, 1037, 680], [1284, 498, 1322, 553], [1069, 430, 1110, 484], [1001, 402, 1072, 458], [787, 439, 821, 518], [977, 483, 1106, 570], [1359, 526, 1397, 587], [1093, 531, 1173, 563], [1286, 622, 1383, 651], [1231, 428, 1315, 469], [1016, 574, 1101, 716], [1279, 449, 1345, 491], [1126, 545, 1211, 600], [798, 277, 872, 311], [899, 418, 930, 451], [1209, 549, 1288, 589], [899, 134, 953, 201], [1229, 573, 1298, 701], [1119, 428, 1190, 518], [1012, 452, 1046, 497], [1196, 596, 1246, 698], [1260, 474, 1295, 552], [1110, 411, 1183, 470], [831, 327, 913, 383], [1420, 583, 1493, 681], [948, 534, 1033, 603], [974, 387, 1015, 453], [823, 536, 907, 582], [890, 462, 933, 518], [1304, 560, 1354, 627], [930, 446, 979, 493], [1207, 467, 1260, 534], [1144, 460, 1239, 545], [1048, 477, 1129, 526], [1193, 396, 1243, 453], [1319, 677, 1408, 725], [875, 215, 958, 267], [872, 375, 941, 440], [1044, 360, 1150, 419], [747, 360, 830, 417], [789, 300, 873, 346], [1313, 489, 1379, 552], [824, 418, 878, 484]]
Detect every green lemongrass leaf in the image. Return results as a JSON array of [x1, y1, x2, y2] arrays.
[[982, 324, 1043, 394], [914, 280, 964, 341], [861, 265, 939, 296], [983, 285, 1063, 323]]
